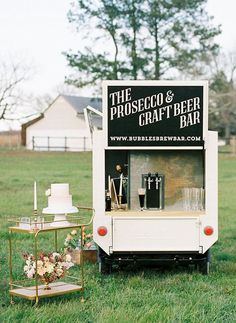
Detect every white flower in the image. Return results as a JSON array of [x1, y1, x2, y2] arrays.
[[45, 189, 51, 196], [56, 268, 64, 277], [36, 260, 43, 268], [71, 229, 77, 235], [24, 265, 30, 272], [52, 252, 61, 259], [86, 242, 92, 249], [45, 263, 54, 274], [57, 262, 63, 269], [67, 262, 74, 269], [65, 254, 72, 262], [27, 268, 35, 278], [37, 267, 46, 276], [62, 261, 74, 270]]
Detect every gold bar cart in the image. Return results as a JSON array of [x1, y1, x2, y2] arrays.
[[8, 207, 94, 305]]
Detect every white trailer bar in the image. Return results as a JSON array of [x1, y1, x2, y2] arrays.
[[93, 81, 217, 274]]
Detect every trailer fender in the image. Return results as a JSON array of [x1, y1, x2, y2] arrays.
[[199, 216, 218, 253], [93, 216, 112, 255]]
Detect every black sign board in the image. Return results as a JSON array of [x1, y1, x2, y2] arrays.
[[104, 81, 207, 147]]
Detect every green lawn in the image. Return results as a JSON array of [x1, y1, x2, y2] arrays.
[[1, 149, 236, 322]]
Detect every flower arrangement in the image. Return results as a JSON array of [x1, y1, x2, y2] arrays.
[[64, 229, 94, 251], [64, 229, 79, 250], [23, 251, 74, 289]]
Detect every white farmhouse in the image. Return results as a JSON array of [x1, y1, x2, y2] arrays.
[[22, 94, 102, 151]]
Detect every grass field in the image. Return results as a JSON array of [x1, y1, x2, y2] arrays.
[[1, 149, 236, 322]]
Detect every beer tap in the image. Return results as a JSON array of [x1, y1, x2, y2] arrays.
[[142, 171, 164, 210], [147, 172, 152, 190], [155, 172, 161, 190]]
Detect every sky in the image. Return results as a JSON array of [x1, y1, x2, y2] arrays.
[[0, 0, 83, 97], [207, 0, 236, 52], [0, 0, 235, 104]]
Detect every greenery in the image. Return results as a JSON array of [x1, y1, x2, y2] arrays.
[[64, 0, 220, 88], [1, 149, 236, 322], [209, 53, 236, 139]]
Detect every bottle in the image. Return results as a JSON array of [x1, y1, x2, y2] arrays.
[[105, 191, 111, 211]]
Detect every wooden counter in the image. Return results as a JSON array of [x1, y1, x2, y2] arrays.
[[105, 210, 205, 217]]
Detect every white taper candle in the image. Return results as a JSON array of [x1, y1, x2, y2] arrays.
[[34, 181, 37, 210], [119, 173, 123, 196], [108, 175, 111, 193]]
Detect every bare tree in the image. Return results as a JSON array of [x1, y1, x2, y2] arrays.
[[0, 60, 34, 121], [209, 52, 236, 140], [33, 94, 54, 113]]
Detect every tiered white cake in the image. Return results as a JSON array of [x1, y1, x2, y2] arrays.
[[43, 183, 78, 214]]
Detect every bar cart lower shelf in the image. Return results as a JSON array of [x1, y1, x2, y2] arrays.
[[10, 281, 83, 301]]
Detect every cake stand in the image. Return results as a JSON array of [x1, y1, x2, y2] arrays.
[[42, 206, 79, 227]]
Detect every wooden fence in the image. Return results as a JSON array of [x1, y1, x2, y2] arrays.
[[0, 131, 21, 147], [32, 136, 90, 152]]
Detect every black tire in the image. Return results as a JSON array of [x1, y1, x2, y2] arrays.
[[199, 249, 210, 275], [98, 247, 112, 274], [98, 257, 112, 274]]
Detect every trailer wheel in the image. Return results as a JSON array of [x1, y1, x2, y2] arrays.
[[98, 247, 112, 274], [199, 249, 210, 275], [99, 258, 112, 274]]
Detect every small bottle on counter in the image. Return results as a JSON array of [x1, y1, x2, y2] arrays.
[[105, 191, 111, 211]]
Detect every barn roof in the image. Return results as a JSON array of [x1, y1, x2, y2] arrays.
[[62, 94, 102, 129], [62, 95, 102, 113]]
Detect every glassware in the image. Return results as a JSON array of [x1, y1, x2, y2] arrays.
[[19, 217, 31, 229], [199, 188, 205, 211], [182, 187, 205, 211], [138, 188, 146, 211], [191, 188, 198, 211], [37, 216, 44, 229], [105, 191, 111, 211], [182, 188, 191, 211]]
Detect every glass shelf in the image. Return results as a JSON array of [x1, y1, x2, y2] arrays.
[[10, 282, 83, 301]]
